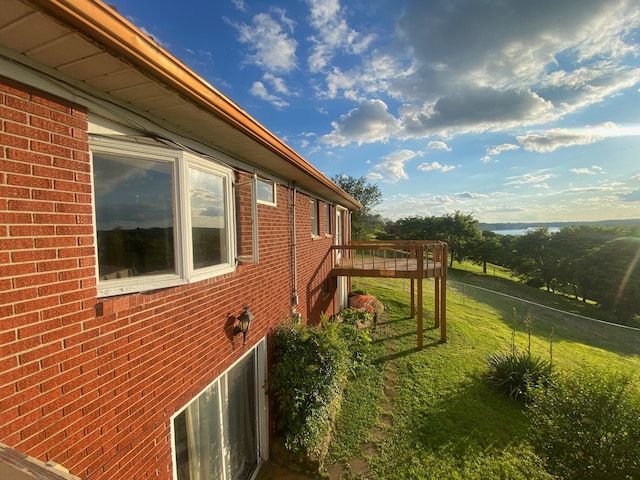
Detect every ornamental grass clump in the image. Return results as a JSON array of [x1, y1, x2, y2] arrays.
[[486, 309, 553, 401]]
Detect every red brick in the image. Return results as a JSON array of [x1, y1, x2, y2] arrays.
[[10, 224, 55, 237], [56, 225, 94, 236], [33, 165, 75, 181], [51, 110, 87, 129], [41, 302, 82, 321], [42, 323, 82, 344], [52, 134, 87, 151], [0, 82, 30, 99], [0, 132, 29, 149], [6, 147, 52, 165], [35, 236, 76, 248], [55, 203, 93, 214], [31, 93, 71, 113], [37, 279, 78, 296], [18, 342, 62, 366], [1, 335, 41, 357], [11, 249, 56, 263], [52, 157, 90, 173], [52, 179, 91, 194], [30, 116, 72, 135], [7, 199, 55, 212], [1, 159, 31, 174], [0, 286, 38, 306], [0, 185, 30, 199], [31, 140, 71, 158], [14, 294, 59, 315], [4, 121, 51, 141], [33, 213, 76, 225], [32, 188, 75, 203], [13, 272, 58, 289], [37, 258, 78, 272], [0, 105, 28, 123], [7, 173, 52, 189], [0, 236, 34, 250]]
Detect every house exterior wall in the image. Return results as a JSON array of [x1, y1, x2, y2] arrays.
[[0, 76, 345, 479]]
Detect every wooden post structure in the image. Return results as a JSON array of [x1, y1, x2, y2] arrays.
[[417, 244, 424, 349], [410, 278, 415, 317], [440, 244, 448, 343]]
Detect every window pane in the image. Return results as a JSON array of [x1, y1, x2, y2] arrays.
[[93, 153, 175, 280], [190, 167, 227, 269], [256, 179, 275, 204], [310, 199, 318, 236]]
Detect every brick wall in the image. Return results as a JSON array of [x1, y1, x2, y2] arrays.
[[1, 77, 342, 479]]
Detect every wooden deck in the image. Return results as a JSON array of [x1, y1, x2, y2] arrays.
[[331, 241, 448, 347]]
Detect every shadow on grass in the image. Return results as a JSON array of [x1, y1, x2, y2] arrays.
[[395, 374, 529, 457], [448, 273, 640, 359]]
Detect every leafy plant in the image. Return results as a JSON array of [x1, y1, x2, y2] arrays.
[[486, 350, 552, 401], [268, 320, 375, 468], [527, 368, 640, 479], [486, 308, 552, 401]]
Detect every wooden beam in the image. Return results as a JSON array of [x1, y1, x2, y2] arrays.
[[441, 245, 448, 343], [417, 245, 424, 349], [434, 276, 440, 328], [410, 278, 415, 317]]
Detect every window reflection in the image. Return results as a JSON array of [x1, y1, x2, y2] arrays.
[[190, 167, 227, 269], [93, 153, 176, 279]]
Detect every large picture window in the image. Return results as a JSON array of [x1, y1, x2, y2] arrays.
[[91, 139, 235, 296]]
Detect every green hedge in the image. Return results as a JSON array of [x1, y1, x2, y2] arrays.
[[268, 320, 373, 467]]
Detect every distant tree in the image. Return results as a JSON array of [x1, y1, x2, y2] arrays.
[[550, 225, 622, 301], [469, 230, 503, 273], [436, 211, 482, 267], [579, 237, 640, 323], [386, 216, 439, 240], [332, 174, 383, 240], [508, 227, 556, 291]]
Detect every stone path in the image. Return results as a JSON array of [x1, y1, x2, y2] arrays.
[[325, 312, 397, 480]]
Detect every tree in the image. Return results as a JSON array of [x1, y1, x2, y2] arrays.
[[508, 227, 556, 291], [436, 211, 482, 267], [469, 230, 503, 273], [579, 237, 640, 324], [332, 174, 383, 240]]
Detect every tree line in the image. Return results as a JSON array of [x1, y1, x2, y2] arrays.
[[332, 174, 640, 325], [389, 214, 640, 325]]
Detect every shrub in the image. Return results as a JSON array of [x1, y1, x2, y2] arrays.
[[527, 368, 640, 479], [486, 309, 553, 401], [268, 320, 374, 467], [486, 350, 552, 401]]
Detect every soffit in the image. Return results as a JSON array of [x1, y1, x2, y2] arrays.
[[0, 0, 360, 209]]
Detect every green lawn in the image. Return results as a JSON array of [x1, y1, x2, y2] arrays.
[[326, 266, 640, 479]]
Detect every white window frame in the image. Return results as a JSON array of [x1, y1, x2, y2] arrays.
[[91, 138, 236, 297], [256, 178, 276, 206], [310, 198, 319, 237]]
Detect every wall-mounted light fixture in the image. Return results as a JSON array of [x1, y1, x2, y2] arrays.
[[236, 306, 254, 346]]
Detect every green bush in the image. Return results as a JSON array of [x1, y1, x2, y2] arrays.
[[486, 350, 552, 401], [268, 320, 374, 467], [527, 368, 640, 479]]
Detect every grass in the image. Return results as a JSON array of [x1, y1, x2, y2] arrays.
[[325, 263, 640, 479]]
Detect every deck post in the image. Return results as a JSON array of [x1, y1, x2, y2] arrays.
[[434, 275, 440, 328], [410, 278, 415, 317], [417, 244, 424, 349], [440, 245, 448, 342]]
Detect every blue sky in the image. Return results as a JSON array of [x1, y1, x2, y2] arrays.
[[109, 0, 640, 223]]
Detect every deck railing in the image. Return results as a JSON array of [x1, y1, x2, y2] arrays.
[[330, 240, 448, 278]]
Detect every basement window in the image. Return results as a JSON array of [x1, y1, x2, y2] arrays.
[[91, 138, 235, 296]]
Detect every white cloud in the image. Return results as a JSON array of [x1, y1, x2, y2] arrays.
[[322, 99, 399, 146], [570, 166, 605, 175], [306, 0, 376, 73], [486, 143, 519, 156], [516, 122, 621, 153], [372, 149, 421, 183], [319, 0, 640, 140], [417, 161, 455, 172], [457, 191, 488, 199], [249, 81, 289, 108], [235, 11, 298, 73], [427, 141, 451, 151], [505, 172, 554, 185]]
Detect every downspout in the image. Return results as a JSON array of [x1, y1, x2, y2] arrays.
[[290, 184, 299, 308]]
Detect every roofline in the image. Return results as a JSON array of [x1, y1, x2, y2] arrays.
[[25, 0, 362, 210]]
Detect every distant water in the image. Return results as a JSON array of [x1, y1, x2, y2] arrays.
[[493, 227, 561, 236]]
